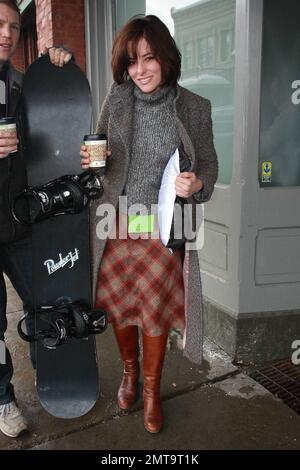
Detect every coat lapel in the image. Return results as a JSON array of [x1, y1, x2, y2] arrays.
[[175, 85, 196, 172], [109, 81, 135, 157], [9, 81, 22, 116], [103, 81, 135, 200], [8, 63, 23, 117]]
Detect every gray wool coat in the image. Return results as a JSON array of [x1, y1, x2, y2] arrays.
[[90, 80, 218, 365]]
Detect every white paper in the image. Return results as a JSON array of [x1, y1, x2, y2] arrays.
[[158, 148, 180, 248], [0, 81, 6, 105]]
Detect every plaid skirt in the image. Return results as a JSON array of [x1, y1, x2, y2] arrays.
[[95, 211, 185, 336]]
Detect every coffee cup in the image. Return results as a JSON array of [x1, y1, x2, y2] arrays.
[[84, 134, 107, 172], [0, 117, 17, 153]]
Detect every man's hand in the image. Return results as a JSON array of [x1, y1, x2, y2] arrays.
[[0, 132, 18, 159], [42, 47, 72, 67], [175, 172, 204, 198]]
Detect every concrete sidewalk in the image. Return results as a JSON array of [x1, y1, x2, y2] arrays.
[[1, 280, 300, 451]]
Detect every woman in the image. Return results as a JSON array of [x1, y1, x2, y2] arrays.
[[81, 15, 218, 434]]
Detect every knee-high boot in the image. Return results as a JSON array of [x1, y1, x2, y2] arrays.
[[143, 333, 168, 434], [113, 325, 140, 410]]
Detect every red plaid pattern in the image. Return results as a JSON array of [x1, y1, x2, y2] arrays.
[[95, 215, 185, 336]]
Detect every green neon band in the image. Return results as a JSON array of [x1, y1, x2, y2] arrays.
[[128, 215, 155, 234]]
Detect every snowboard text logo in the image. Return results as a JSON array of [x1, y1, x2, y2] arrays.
[[44, 249, 80, 275]]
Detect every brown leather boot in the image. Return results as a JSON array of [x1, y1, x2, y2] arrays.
[[143, 333, 168, 434], [113, 325, 140, 410]]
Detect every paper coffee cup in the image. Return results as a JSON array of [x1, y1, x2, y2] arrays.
[[84, 134, 107, 169], [0, 117, 17, 153]]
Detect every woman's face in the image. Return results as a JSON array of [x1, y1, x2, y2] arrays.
[[127, 37, 162, 94]]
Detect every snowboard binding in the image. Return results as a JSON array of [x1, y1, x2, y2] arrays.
[[18, 301, 108, 349], [12, 171, 103, 225]]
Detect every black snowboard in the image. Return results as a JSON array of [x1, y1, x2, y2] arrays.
[[21, 56, 99, 419]]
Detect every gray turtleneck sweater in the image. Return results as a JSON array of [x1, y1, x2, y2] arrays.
[[123, 85, 180, 212]]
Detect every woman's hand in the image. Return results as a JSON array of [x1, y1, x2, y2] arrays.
[[80, 145, 112, 169], [0, 132, 19, 159], [175, 172, 204, 198]]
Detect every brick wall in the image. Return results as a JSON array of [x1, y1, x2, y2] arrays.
[[12, 38, 25, 72], [36, 0, 86, 72], [36, 0, 53, 52]]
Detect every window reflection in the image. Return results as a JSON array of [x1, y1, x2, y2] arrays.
[[198, 36, 214, 68], [117, 0, 236, 184]]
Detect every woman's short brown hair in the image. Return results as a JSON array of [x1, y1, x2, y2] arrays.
[[111, 15, 181, 86]]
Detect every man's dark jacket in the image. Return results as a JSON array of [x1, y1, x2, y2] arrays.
[[0, 63, 28, 244]]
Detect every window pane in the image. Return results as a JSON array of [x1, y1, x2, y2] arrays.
[[220, 30, 231, 62], [182, 41, 193, 71], [259, 0, 300, 187]]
